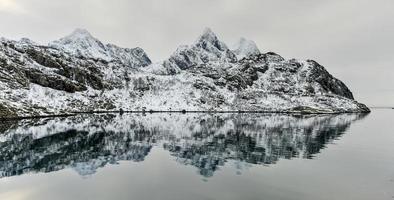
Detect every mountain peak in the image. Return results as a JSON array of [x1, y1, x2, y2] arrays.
[[201, 27, 216, 37], [48, 28, 110, 60], [48, 28, 151, 66], [196, 27, 220, 44], [232, 37, 261, 59], [163, 28, 237, 71], [50, 28, 99, 45], [69, 28, 93, 38], [61, 28, 99, 43]]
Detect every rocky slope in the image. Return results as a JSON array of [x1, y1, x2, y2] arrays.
[[0, 28, 369, 118]]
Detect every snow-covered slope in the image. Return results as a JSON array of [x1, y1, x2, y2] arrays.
[[49, 29, 111, 60], [0, 28, 369, 118]]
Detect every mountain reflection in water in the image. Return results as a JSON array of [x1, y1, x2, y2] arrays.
[[0, 113, 366, 178]]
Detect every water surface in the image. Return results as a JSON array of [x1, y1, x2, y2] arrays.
[[0, 110, 393, 200]]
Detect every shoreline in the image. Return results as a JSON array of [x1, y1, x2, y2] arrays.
[[0, 109, 372, 121]]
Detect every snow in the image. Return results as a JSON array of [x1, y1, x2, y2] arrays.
[[48, 29, 151, 67], [49, 28, 111, 61], [231, 37, 261, 60]]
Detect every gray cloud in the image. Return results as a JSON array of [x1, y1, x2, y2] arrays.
[[0, 0, 393, 106]]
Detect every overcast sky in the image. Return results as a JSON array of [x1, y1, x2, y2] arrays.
[[0, 0, 393, 107]]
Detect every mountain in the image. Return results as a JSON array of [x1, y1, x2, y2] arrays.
[[159, 28, 237, 74], [49, 28, 151, 67], [0, 28, 369, 118]]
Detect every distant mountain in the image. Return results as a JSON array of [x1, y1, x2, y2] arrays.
[[0, 28, 369, 118]]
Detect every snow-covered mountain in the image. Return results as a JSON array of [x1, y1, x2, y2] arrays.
[[49, 28, 151, 67], [0, 28, 369, 118], [161, 28, 237, 72]]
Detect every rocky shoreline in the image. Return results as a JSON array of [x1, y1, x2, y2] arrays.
[[0, 109, 371, 121]]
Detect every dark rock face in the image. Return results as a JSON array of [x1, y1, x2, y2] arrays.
[[25, 48, 64, 69], [306, 60, 354, 100], [0, 59, 29, 89], [24, 69, 87, 93], [0, 104, 17, 118], [23, 47, 107, 90]]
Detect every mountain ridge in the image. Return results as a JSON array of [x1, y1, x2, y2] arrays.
[[0, 28, 370, 118]]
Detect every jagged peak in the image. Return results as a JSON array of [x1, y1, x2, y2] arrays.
[[232, 37, 261, 59], [193, 28, 233, 54], [73, 28, 90, 34], [195, 28, 221, 45], [69, 28, 94, 38], [236, 37, 258, 49], [200, 28, 216, 38], [48, 28, 109, 60], [56, 28, 99, 44], [49, 28, 104, 48], [45, 28, 152, 66]]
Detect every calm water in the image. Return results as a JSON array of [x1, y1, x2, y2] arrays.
[[0, 109, 393, 200]]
